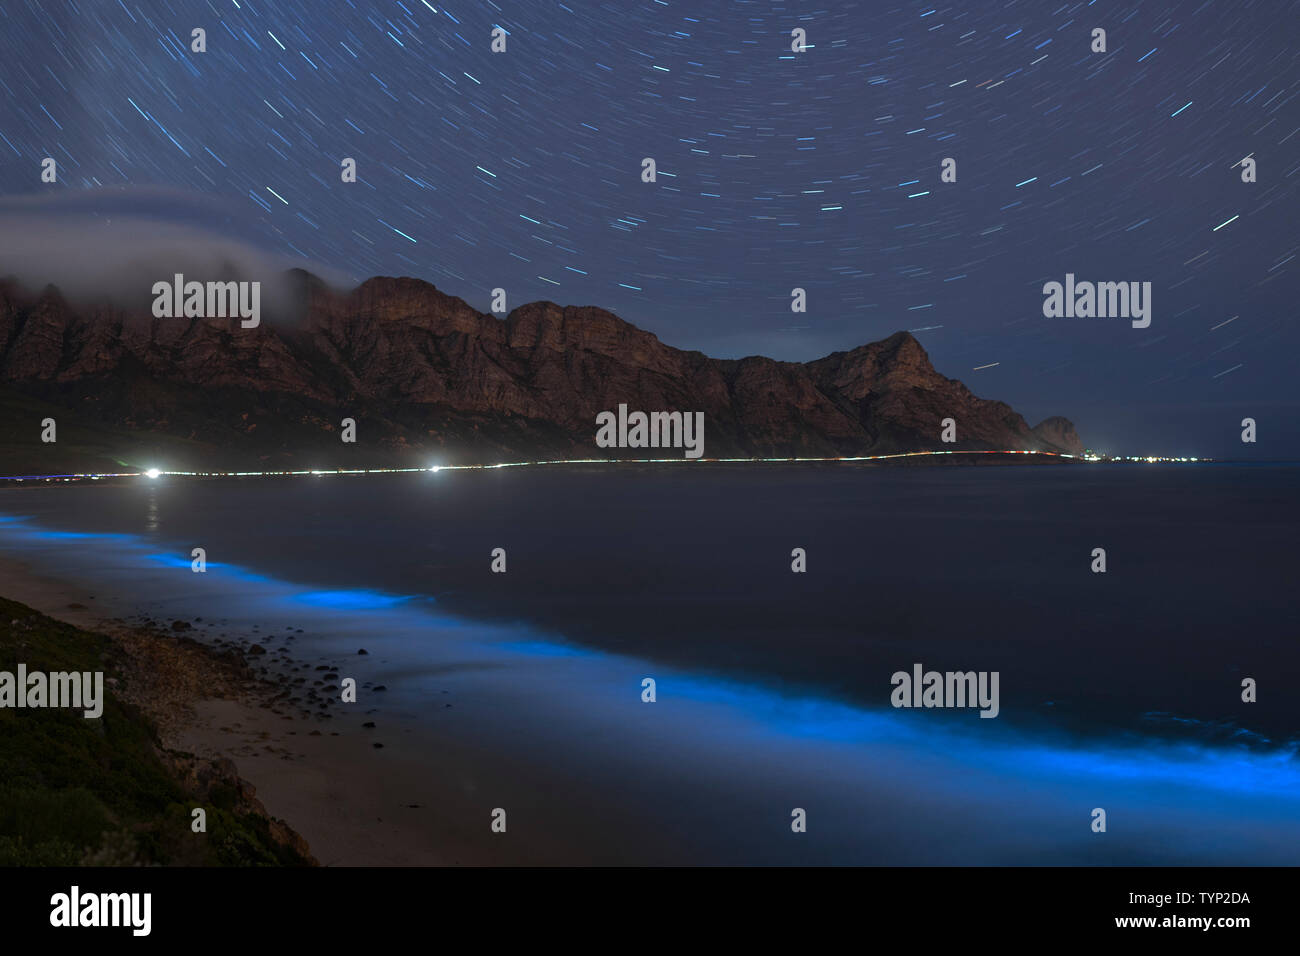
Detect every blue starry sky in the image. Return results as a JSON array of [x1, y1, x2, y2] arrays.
[[1, 0, 1296, 456]]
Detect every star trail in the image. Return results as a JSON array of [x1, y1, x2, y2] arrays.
[[0, 0, 1296, 456]]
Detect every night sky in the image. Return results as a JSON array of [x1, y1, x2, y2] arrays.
[[0, 1, 1296, 457]]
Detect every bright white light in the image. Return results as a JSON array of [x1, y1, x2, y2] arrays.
[[145, 468, 161, 479], [429, 465, 441, 473]]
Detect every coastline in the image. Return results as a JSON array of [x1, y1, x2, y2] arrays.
[[0, 569, 312, 865], [0, 556, 467, 866], [0, 549, 654, 866]]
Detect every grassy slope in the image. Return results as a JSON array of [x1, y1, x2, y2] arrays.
[[0, 596, 310, 866], [0, 388, 220, 476]]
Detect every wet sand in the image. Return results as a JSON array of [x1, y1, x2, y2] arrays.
[[0, 554, 571, 865]]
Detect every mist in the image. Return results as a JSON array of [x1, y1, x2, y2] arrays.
[[0, 187, 349, 321]]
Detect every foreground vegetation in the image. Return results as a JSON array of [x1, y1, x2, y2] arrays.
[[0, 596, 311, 866]]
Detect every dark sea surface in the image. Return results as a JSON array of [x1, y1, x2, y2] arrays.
[[1, 462, 1297, 864]]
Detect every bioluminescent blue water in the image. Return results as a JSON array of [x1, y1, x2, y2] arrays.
[[1, 466, 1297, 863]]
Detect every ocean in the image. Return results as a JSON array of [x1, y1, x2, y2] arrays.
[[1, 462, 1296, 864]]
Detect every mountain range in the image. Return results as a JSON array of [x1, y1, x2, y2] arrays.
[[0, 270, 1083, 472]]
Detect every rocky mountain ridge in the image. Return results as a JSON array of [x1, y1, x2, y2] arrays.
[[0, 271, 1084, 469]]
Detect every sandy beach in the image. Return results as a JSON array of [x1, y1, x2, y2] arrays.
[[0, 543, 717, 866], [0, 554, 509, 866]]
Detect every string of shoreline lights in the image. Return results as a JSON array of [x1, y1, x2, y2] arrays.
[[0, 449, 1211, 483]]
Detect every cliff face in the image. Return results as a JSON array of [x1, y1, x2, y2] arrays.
[[0, 272, 1082, 467], [1032, 416, 1085, 456]]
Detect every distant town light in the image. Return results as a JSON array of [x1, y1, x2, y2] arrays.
[[0, 451, 1210, 484]]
